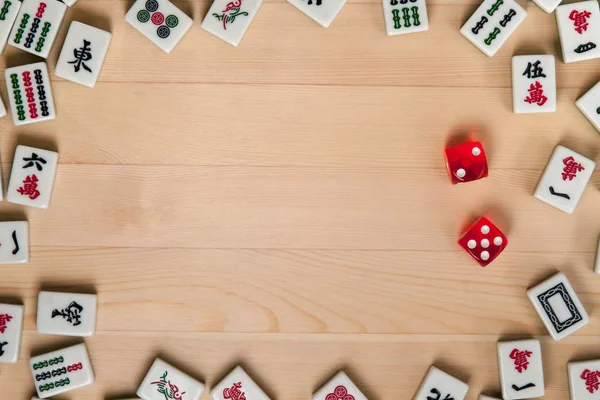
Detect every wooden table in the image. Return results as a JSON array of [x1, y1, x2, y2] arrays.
[[1, 0, 599, 398]]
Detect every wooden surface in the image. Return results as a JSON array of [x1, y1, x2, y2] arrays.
[[1, 0, 600, 399]]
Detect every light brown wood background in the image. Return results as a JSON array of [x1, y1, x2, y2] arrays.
[[0, 0, 600, 398]]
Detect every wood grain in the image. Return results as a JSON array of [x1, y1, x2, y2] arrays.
[[0, 0, 599, 399]]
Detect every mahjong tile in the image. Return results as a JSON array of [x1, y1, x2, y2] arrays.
[[30, 343, 94, 399], [211, 366, 271, 400], [9, 0, 67, 58], [569, 359, 600, 399], [137, 358, 205, 400], [498, 339, 544, 399], [36, 291, 97, 337], [287, 0, 346, 28], [460, 0, 527, 57], [414, 366, 469, 400], [313, 371, 367, 400], [0, 303, 24, 363], [512, 55, 556, 114], [59, 0, 77, 5], [125, 0, 193, 54], [527, 272, 589, 340], [576, 80, 600, 133], [7, 145, 58, 209], [0, 0, 22, 54], [0, 221, 29, 264], [4, 62, 56, 126], [479, 396, 502, 400], [55, 21, 112, 88], [382, 0, 429, 36], [556, 1, 600, 63], [532, 0, 561, 13], [533, 145, 595, 214], [201, 0, 262, 47]]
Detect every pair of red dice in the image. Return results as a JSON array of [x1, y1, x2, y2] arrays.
[[445, 141, 507, 267]]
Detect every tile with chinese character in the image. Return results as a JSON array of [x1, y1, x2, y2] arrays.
[[7, 145, 58, 209], [9, 0, 67, 58], [569, 359, 600, 399], [382, 0, 429, 36], [498, 339, 544, 399], [0, 222, 29, 264], [202, 0, 263, 47], [30, 343, 94, 399], [55, 22, 112, 88], [527, 272, 589, 341], [137, 358, 205, 400], [557, 1, 600, 63], [460, 0, 527, 57], [479, 396, 501, 400], [414, 366, 469, 400], [4, 63, 56, 126], [287, 0, 346, 28], [533, 145, 595, 214], [313, 371, 367, 400], [576, 80, 600, 133], [0, 0, 22, 54], [125, 0, 193, 54], [212, 366, 271, 400], [512, 55, 556, 114], [36, 291, 97, 337], [532, 0, 561, 13], [0, 303, 24, 363]]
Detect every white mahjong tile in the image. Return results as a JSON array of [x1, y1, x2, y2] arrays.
[[4, 62, 56, 126], [55, 22, 112, 88], [125, 0, 192, 54], [0, 303, 23, 363], [413, 366, 469, 400], [512, 55, 556, 114], [9, 0, 67, 58], [556, 1, 600, 63], [313, 371, 367, 400], [382, 0, 428, 36], [212, 366, 271, 400], [7, 145, 58, 209], [137, 358, 205, 400], [479, 396, 502, 400], [527, 272, 589, 341], [532, 0, 561, 13], [59, 0, 77, 5], [460, 0, 527, 57], [498, 339, 544, 399], [287, 0, 346, 28], [36, 291, 97, 337], [0, 0, 21, 54], [30, 343, 94, 398], [0, 222, 28, 264], [569, 359, 600, 399], [533, 145, 595, 214], [201, 0, 262, 47], [576, 80, 600, 133]]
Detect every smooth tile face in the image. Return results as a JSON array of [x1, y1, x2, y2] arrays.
[[30, 343, 94, 399], [498, 339, 544, 399], [512, 55, 556, 113], [36, 291, 97, 337], [576, 80, 600, 133], [460, 0, 527, 57], [382, 0, 429, 36], [202, 0, 262, 46], [4, 62, 56, 126], [0, 0, 22, 54], [532, 0, 561, 13], [287, 0, 346, 28], [9, 0, 67, 58], [527, 272, 589, 340], [125, 0, 192, 54], [0, 304, 24, 363], [313, 371, 367, 400], [414, 366, 469, 400], [0, 222, 29, 264], [55, 21, 112, 88], [569, 359, 600, 399], [211, 366, 271, 400], [533, 145, 595, 214], [557, 1, 600, 63], [137, 358, 205, 400], [7, 145, 58, 208]]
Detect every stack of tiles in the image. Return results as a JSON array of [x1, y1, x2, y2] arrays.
[[414, 366, 469, 400], [0, 0, 22, 53], [556, 1, 600, 63], [4, 63, 56, 126], [382, 0, 429, 36], [287, 0, 346, 28], [212, 366, 271, 400], [37, 291, 98, 336], [30, 343, 95, 398], [498, 339, 545, 399], [202, 0, 263, 46], [0, 303, 24, 363], [576, 80, 600, 133], [568, 359, 600, 399], [313, 371, 367, 400], [512, 55, 556, 114], [0, 222, 29, 264], [7, 145, 59, 208], [138, 358, 205, 400]]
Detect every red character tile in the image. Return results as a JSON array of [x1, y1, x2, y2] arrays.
[[458, 217, 507, 266], [444, 141, 488, 184]]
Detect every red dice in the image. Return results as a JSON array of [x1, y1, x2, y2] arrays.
[[444, 141, 488, 184], [458, 217, 507, 266]]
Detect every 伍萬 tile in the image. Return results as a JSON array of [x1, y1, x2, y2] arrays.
[[212, 366, 271, 400], [382, 0, 429, 36], [414, 366, 469, 400], [7, 145, 58, 209], [36, 291, 97, 337], [569, 359, 600, 399], [498, 339, 545, 399], [512, 55, 556, 113], [0, 303, 24, 363], [287, 0, 346, 28], [137, 358, 205, 400], [0, 221, 28, 264], [201, 0, 263, 47], [313, 371, 367, 400], [0, 0, 22, 54], [556, 1, 600, 63], [576, 80, 600, 133]]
